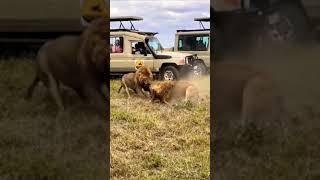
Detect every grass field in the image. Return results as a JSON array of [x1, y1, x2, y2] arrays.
[[215, 46, 320, 179], [110, 77, 210, 179], [2, 45, 320, 179], [0, 58, 107, 179]]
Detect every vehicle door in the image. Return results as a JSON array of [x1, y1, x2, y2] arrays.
[[130, 41, 154, 71]]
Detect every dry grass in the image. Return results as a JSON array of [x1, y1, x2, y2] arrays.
[[110, 77, 210, 179], [0, 58, 107, 179], [215, 45, 320, 179]]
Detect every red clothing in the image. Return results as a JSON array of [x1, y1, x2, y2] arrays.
[[112, 45, 123, 53]]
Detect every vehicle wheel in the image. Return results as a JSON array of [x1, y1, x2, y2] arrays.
[[193, 61, 207, 77], [161, 66, 179, 81], [262, 1, 313, 43]]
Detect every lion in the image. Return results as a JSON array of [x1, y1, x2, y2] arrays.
[[118, 66, 153, 98], [171, 80, 199, 102], [150, 80, 199, 105], [212, 63, 286, 142], [149, 81, 175, 105], [25, 17, 108, 113]]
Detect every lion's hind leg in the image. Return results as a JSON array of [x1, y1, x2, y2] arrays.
[[123, 82, 131, 98], [47, 73, 65, 111], [25, 75, 40, 100]]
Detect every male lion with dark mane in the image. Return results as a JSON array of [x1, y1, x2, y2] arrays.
[[118, 66, 153, 98], [25, 17, 108, 113]]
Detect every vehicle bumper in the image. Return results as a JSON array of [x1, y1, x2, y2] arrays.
[[178, 64, 196, 78]]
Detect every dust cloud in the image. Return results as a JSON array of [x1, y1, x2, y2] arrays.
[[189, 75, 211, 99], [221, 43, 320, 114]]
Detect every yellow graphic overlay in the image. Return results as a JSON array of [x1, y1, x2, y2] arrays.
[[135, 59, 144, 70]]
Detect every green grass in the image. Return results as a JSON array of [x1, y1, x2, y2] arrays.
[[0, 58, 107, 179], [110, 79, 210, 179]]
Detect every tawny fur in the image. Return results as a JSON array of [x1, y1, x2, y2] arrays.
[[150, 80, 199, 105], [212, 63, 286, 140], [171, 81, 199, 102], [150, 81, 175, 105], [118, 66, 153, 98], [25, 17, 108, 113]]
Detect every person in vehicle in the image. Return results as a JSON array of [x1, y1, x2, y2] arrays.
[[133, 42, 148, 55], [112, 39, 123, 53], [196, 39, 207, 51]]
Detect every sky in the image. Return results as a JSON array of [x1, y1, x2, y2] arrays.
[[110, 0, 210, 48]]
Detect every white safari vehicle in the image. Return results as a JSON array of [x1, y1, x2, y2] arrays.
[[174, 17, 210, 75], [110, 16, 205, 80]]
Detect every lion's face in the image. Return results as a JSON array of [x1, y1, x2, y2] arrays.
[[140, 76, 152, 92], [135, 66, 153, 91]]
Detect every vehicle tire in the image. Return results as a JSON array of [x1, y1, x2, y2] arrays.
[[193, 61, 207, 77], [160, 66, 179, 81], [262, 1, 313, 44]]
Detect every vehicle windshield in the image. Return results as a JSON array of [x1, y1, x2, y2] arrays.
[[146, 37, 163, 55]]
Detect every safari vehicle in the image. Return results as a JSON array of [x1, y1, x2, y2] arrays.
[[174, 17, 210, 75], [214, 0, 320, 60], [110, 16, 202, 80]]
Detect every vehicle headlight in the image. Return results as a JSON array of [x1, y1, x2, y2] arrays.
[[185, 56, 195, 65]]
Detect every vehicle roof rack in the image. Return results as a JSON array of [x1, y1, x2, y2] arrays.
[[110, 16, 143, 30], [110, 16, 143, 22], [194, 17, 210, 22], [110, 28, 158, 36], [194, 17, 210, 30], [176, 29, 210, 32]]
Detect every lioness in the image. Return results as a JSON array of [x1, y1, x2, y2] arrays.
[[212, 63, 286, 140], [25, 17, 108, 113], [118, 66, 153, 98], [150, 80, 199, 105], [150, 81, 175, 105]]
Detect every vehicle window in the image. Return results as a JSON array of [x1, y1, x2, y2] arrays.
[[178, 35, 209, 51], [178, 39, 183, 49], [146, 37, 163, 55], [131, 41, 150, 55], [110, 36, 124, 53]]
